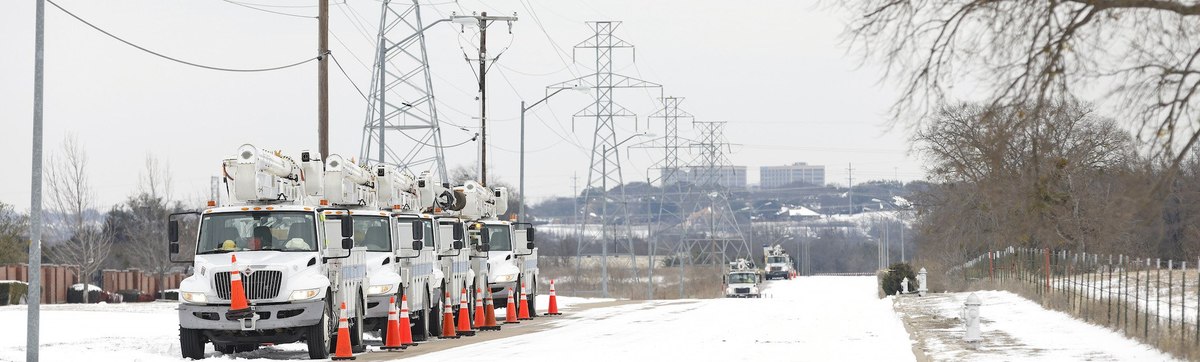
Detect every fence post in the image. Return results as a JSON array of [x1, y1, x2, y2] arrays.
[[988, 251, 994, 280], [1181, 261, 1186, 348], [1046, 248, 1051, 294], [1122, 255, 1128, 335], [1169, 260, 1174, 338], [1108, 255, 1113, 327], [1136, 258, 1142, 337]]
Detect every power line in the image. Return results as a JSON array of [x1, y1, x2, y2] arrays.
[[329, 53, 366, 101], [48, 0, 320, 73], [220, 0, 317, 18]]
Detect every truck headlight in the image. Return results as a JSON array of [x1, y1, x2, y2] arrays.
[[492, 273, 518, 283], [289, 288, 321, 301], [181, 292, 207, 304], [367, 284, 393, 296]]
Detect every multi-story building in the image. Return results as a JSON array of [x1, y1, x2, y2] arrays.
[[661, 165, 747, 189], [760, 162, 825, 188]]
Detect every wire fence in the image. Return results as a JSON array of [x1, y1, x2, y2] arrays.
[[954, 247, 1200, 360]]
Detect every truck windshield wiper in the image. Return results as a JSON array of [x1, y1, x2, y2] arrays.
[[198, 249, 235, 255]]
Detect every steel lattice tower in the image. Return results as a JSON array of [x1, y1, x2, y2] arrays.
[[359, 0, 449, 183], [679, 121, 750, 266], [549, 21, 660, 297]]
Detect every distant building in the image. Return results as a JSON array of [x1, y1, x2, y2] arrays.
[[760, 162, 826, 188], [662, 165, 747, 189]]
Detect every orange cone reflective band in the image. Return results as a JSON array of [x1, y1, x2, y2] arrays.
[[381, 296, 405, 351], [398, 294, 415, 346], [439, 292, 459, 339], [332, 302, 356, 360], [481, 289, 501, 330], [473, 288, 486, 330], [518, 283, 532, 320], [225, 254, 253, 320], [456, 288, 476, 336], [504, 288, 519, 324], [545, 279, 561, 316]]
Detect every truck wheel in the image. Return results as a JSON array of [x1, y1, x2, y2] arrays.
[[179, 327, 206, 360], [528, 276, 538, 319], [428, 288, 443, 337], [306, 297, 332, 359], [350, 292, 366, 353], [411, 287, 430, 341]]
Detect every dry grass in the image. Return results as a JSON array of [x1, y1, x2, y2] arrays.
[[537, 256, 725, 300]]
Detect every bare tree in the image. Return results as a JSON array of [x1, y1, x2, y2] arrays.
[[44, 135, 111, 303], [113, 155, 178, 298], [845, 0, 1200, 167]]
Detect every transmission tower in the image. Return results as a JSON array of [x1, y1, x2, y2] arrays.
[[548, 21, 661, 298], [639, 96, 691, 298], [679, 121, 750, 267], [359, 0, 449, 183]]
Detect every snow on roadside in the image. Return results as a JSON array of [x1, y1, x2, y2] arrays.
[[895, 290, 1178, 361]]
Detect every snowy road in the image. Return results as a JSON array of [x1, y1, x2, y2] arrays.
[[398, 276, 917, 362]]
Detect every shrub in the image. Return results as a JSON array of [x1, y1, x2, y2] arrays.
[[880, 262, 917, 296], [0, 281, 29, 306]]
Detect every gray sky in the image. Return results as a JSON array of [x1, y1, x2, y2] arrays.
[[0, 0, 923, 211]]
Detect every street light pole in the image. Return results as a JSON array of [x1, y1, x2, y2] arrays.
[[518, 86, 588, 222], [29, 1, 46, 360]]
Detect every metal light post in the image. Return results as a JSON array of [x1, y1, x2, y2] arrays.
[[29, 1, 46, 360], [599, 132, 650, 298], [518, 85, 589, 222]]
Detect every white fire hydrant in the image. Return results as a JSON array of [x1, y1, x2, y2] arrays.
[[917, 268, 928, 297], [963, 292, 982, 348], [901, 277, 910, 294]]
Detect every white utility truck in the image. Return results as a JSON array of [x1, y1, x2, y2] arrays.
[[446, 181, 539, 310], [724, 258, 762, 298], [763, 244, 794, 280], [169, 145, 370, 359]]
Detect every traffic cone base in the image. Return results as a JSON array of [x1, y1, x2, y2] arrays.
[[439, 292, 459, 339], [456, 288, 476, 337], [518, 283, 533, 320], [332, 302, 356, 360], [545, 279, 561, 316], [504, 288, 520, 324], [481, 290, 501, 330], [381, 296, 406, 351]]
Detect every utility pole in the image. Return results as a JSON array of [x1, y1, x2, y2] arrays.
[[28, 1, 46, 360], [452, 12, 516, 186], [318, 0, 329, 158], [846, 163, 854, 215]]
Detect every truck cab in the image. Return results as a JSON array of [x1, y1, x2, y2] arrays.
[[724, 258, 762, 298], [171, 145, 369, 360]]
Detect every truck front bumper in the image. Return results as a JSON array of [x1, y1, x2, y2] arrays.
[[766, 271, 789, 279], [488, 281, 518, 300], [178, 300, 324, 331], [365, 294, 392, 319]]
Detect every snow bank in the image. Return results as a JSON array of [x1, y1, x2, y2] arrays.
[[895, 290, 1178, 361]]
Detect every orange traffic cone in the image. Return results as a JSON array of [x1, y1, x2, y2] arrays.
[[518, 283, 532, 320], [480, 290, 501, 331], [225, 254, 253, 320], [397, 295, 415, 346], [456, 288, 476, 336], [545, 279, 561, 316], [381, 296, 406, 351], [439, 292, 458, 339], [332, 302, 356, 360], [504, 288, 519, 324], [473, 288, 486, 331]]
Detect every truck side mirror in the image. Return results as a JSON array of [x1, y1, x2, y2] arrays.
[[342, 237, 353, 250], [526, 228, 535, 242], [340, 215, 354, 238], [411, 220, 423, 240], [169, 243, 179, 254], [526, 241, 535, 250], [452, 223, 464, 241], [480, 231, 490, 246], [412, 240, 423, 250], [453, 240, 464, 250], [168, 220, 179, 243]]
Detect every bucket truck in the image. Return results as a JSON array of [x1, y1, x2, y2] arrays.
[[724, 258, 762, 298], [763, 244, 794, 280], [168, 144, 370, 359]]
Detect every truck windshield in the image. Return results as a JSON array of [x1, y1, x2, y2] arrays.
[[728, 273, 757, 284], [354, 215, 391, 252], [197, 211, 317, 254], [484, 225, 512, 251], [768, 256, 786, 263]]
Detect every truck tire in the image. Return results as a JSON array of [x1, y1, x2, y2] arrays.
[[528, 276, 537, 319], [306, 297, 333, 360], [411, 287, 431, 341], [179, 327, 206, 360], [428, 288, 443, 337], [350, 291, 366, 353]]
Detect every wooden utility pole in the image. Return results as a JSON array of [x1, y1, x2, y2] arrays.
[[318, 0, 330, 158]]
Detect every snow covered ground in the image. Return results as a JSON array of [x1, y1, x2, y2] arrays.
[[0, 295, 608, 362], [402, 276, 917, 362], [894, 290, 1179, 361]]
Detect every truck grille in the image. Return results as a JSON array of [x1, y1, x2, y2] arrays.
[[734, 287, 750, 294], [214, 270, 282, 300], [770, 267, 782, 272]]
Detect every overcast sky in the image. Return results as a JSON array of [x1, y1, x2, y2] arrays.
[[0, 0, 923, 211]]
